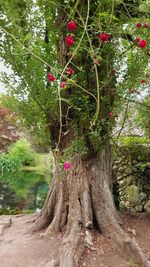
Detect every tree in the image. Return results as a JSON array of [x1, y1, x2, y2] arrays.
[[0, 105, 20, 152], [137, 95, 150, 137], [0, 0, 150, 266]]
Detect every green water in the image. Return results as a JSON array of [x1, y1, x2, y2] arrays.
[[0, 170, 49, 214]]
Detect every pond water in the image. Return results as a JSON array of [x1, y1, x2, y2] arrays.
[[0, 170, 49, 214]]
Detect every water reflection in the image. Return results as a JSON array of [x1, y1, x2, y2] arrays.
[[0, 170, 49, 214]]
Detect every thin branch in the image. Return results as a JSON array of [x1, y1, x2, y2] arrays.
[[56, 0, 91, 149], [0, 26, 96, 101], [117, 94, 150, 109], [117, 95, 131, 138], [76, 8, 100, 127]]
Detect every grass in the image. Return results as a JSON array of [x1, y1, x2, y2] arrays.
[[113, 136, 150, 145], [128, 259, 139, 267]]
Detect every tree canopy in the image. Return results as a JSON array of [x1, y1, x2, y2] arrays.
[[0, 0, 149, 153]]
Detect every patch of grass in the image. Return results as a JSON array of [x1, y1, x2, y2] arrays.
[[0, 209, 35, 215], [128, 259, 139, 267]]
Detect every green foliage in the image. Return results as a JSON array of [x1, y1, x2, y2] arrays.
[[114, 136, 150, 161], [116, 136, 150, 145], [0, 0, 149, 154], [0, 139, 37, 183], [0, 209, 24, 215], [63, 136, 89, 158], [136, 96, 150, 137], [9, 139, 36, 166], [0, 154, 21, 181]]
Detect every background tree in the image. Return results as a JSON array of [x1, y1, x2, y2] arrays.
[[0, 105, 20, 152], [0, 0, 150, 266], [137, 95, 150, 137]]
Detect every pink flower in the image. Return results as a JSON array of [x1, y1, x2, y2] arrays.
[[64, 162, 71, 170], [141, 79, 146, 84], [60, 81, 67, 88], [143, 22, 148, 28], [47, 73, 55, 82], [108, 112, 113, 118], [68, 21, 77, 31], [65, 35, 75, 46], [99, 33, 109, 42], [136, 22, 142, 28], [136, 37, 141, 43], [67, 67, 74, 76], [139, 39, 147, 48]]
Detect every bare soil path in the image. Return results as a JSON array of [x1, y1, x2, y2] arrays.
[[0, 212, 149, 267]]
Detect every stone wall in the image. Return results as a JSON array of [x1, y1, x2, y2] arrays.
[[112, 142, 150, 212]]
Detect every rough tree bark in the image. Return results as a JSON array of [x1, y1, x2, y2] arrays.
[[31, 144, 150, 267]]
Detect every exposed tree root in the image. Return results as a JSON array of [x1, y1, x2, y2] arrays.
[[31, 150, 150, 267]]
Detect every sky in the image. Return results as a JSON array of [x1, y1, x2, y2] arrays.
[[0, 60, 12, 94]]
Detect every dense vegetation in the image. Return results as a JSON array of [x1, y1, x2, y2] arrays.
[[0, 1, 150, 267]]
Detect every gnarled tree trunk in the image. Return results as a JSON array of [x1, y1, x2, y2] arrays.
[[31, 144, 150, 267]]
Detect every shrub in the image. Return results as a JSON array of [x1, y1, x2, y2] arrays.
[[9, 139, 36, 166], [0, 154, 21, 182]]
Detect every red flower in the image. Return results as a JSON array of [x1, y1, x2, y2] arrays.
[[65, 35, 75, 46], [143, 22, 148, 28], [138, 39, 147, 48], [68, 21, 77, 31], [136, 22, 142, 28], [108, 112, 113, 118], [47, 73, 55, 82], [136, 37, 141, 43], [141, 79, 146, 84], [67, 67, 74, 76], [99, 33, 109, 42], [60, 81, 67, 88], [64, 162, 71, 170]]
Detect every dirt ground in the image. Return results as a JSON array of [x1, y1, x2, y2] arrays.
[[0, 212, 150, 267]]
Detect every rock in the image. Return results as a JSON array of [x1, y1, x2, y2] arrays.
[[135, 205, 143, 212], [125, 176, 134, 184], [117, 176, 123, 181], [124, 167, 132, 175], [112, 165, 118, 171], [119, 180, 126, 186], [120, 200, 125, 207], [124, 201, 130, 208], [127, 228, 136, 236], [126, 185, 139, 203], [118, 166, 125, 173], [139, 192, 147, 201], [143, 184, 150, 190], [144, 200, 150, 213]]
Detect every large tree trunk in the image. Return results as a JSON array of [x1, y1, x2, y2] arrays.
[[31, 144, 150, 267]]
